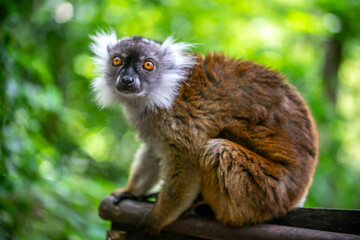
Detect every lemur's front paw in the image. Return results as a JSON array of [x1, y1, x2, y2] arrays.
[[111, 189, 136, 205]]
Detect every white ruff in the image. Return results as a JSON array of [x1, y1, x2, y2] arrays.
[[90, 30, 196, 111], [90, 30, 119, 108]]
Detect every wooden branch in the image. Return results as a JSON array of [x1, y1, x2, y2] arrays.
[[99, 196, 360, 240], [271, 207, 360, 235]]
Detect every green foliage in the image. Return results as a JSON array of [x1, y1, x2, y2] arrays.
[[1, 0, 360, 239]]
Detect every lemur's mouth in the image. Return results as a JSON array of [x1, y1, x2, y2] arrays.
[[115, 85, 143, 95], [115, 76, 142, 95]]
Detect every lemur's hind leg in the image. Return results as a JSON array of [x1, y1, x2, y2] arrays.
[[200, 138, 294, 226]]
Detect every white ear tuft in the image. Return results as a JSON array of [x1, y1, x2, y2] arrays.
[[160, 36, 195, 69], [145, 36, 196, 110], [90, 29, 118, 108], [90, 29, 118, 73]]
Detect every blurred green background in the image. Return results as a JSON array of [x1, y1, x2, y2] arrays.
[[1, 0, 360, 239]]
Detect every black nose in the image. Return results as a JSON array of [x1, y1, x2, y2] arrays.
[[122, 75, 135, 87]]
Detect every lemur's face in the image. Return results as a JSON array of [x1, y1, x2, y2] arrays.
[[106, 36, 163, 96], [91, 31, 195, 109]]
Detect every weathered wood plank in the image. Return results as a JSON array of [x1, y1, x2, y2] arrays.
[[99, 195, 360, 240], [270, 207, 360, 235]]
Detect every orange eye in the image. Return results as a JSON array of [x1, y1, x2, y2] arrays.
[[143, 60, 154, 71], [112, 57, 122, 66]]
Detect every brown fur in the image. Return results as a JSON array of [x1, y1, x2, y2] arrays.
[[114, 53, 318, 234]]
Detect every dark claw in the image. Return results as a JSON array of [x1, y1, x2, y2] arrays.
[[112, 191, 137, 205]]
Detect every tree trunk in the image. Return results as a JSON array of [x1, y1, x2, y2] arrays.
[[322, 37, 343, 107]]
